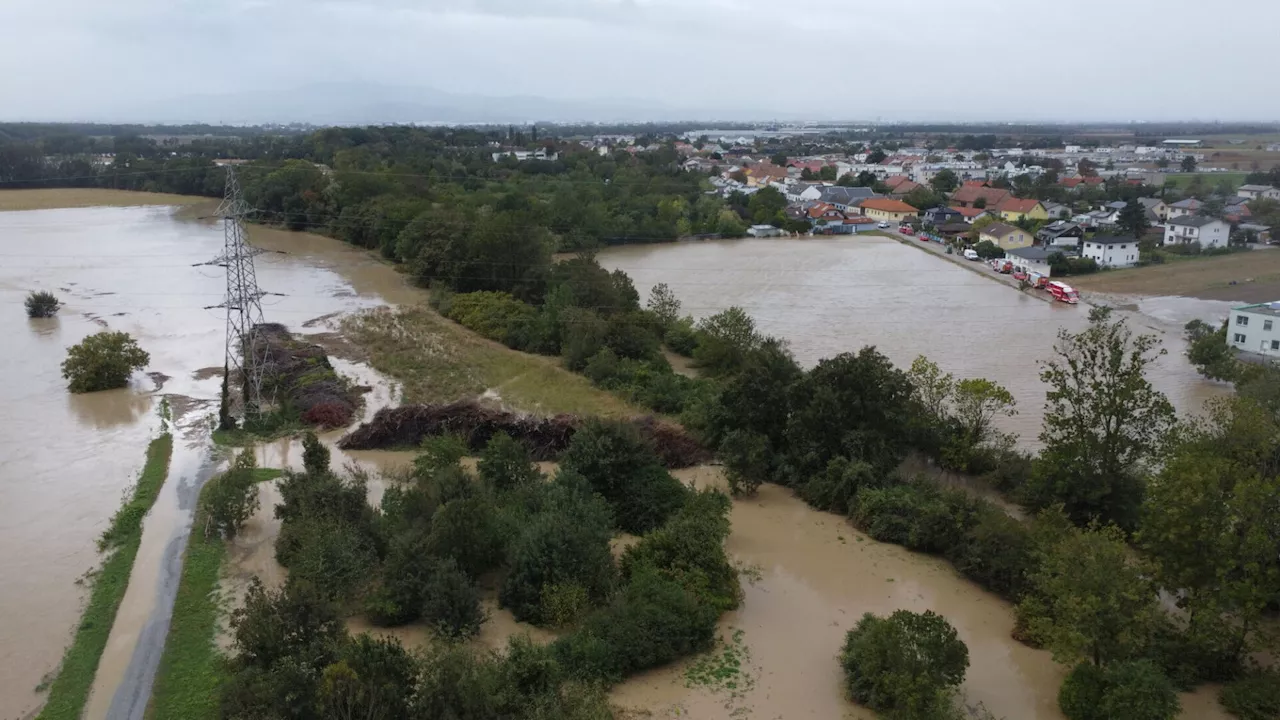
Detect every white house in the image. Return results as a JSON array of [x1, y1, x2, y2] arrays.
[[1228, 302, 1280, 356], [1081, 236, 1140, 268], [1005, 246, 1055, 277], [747, 224, 782, 237], [787, 183, 823, 204], [1164, 216, 1230, 248], [1237, 185, 1280, 201]]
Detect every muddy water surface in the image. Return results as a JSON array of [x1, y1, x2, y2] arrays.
[[599, 238, 1229, 445], [0, 205, 417, 718]]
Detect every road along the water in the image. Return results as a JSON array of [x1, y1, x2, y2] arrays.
[[0, 204, 419, 719], [598, 236, 1230, 447]]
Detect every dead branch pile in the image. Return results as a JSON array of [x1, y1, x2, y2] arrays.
[[337, 401, 711, 468], [251, 323, 358, 427]]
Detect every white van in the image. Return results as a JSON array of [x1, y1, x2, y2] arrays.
[[963, 248, 980, 261]]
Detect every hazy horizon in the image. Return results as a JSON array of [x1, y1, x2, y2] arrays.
[[2, 0, 1278, 125]]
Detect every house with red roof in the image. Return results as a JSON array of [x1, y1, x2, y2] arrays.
[[950, 185, 1011, 209], [950, 206, 992, 224], [860, 198, 919, 224]]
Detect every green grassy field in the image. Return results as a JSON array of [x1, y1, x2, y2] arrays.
[[148, 467, 282, 720], [1164, 172, 1248, 191], [38, 435, 174, 720]]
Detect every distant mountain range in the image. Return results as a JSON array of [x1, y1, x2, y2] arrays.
[[111, 82, 785, 125]]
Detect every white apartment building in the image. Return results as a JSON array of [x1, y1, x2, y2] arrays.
[[1229, 302, 1280, 357], [1081, 236, 1140, 268], [1164, 216, 1230, 248]]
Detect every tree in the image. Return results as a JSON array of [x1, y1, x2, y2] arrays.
[[419, 558, 486, 638], [1155, 157, 1170, 169], [559, 420, 687, 534], [770, 153, 787, 166], [646, 283, 681, 329], [1026, 308, 1175, 530], [854, 170, 878, 187], [693, 306, 761, 377], [477, 431, 540, 491], [1184, 319, 1239, 382], [902, 187, 943, 211], [1019, 523, 1161, 667], [952, 378, 1016, 450], [1117, 199, 1149, 239], [203, 450, 262, 539], [1078, 159, 1098, 177], [866, 149, 887, 164], [1181, 155, 1197, 173], [302, 431, 330, 477], [25, 290, 60, 318], [972, 239, 1004, 259], [747, 186, 787, 225], [1059, 660, 1179, 720], [929, 169, 960, 194], [973, 197, 988, 209], [61, 331, 150, 393], [819, 165, 838, 181], [839, 610, 969, 719]]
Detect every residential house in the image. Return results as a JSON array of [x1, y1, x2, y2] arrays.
[[950, 185, 1011, 209], [745, 163, 788, 187], [1060, 175, 1105, 190], [883, 175, 923, 196], [1006, 246, 1055, 277], [747, 224, 782, 237], [1081, 236, 1140, 268], [860, 198, 919, 224], [843, 216, 880, 234], [787, 183, 823, 204], [923, 207, 963, 226], [1164, 216, 1230, 248], [951, 206, 991, 224], [1042, 201, 1071, 220], [1228, 302, 1280, 357], [806, 202, 847, 226], [1237, 185, 1280, 201], [1036, 221, 1085, 247], [1137, 197, 1169, 221], [934, 222, 973, 239], [994, 197, 1048, 222], [978, 222, 1033, 251], [1167, 198, 1201, 220], [819, 186, 879, 213]]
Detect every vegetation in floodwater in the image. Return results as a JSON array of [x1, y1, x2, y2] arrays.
[[684, 628, 755, 700], [25, 290, 61, 318], [37, 434, 173, 720], [60, 330, 150, 393]]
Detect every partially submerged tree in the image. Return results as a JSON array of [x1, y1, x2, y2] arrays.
[[839, 609, 969, 718], [25, 290, 61, 318], [203, 450, 262, 539], [60, 331, 150, 393]]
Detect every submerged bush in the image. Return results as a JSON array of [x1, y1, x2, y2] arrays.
[[1220, 671, 1280, 720], [559, 419, 688, 535], [839, 609, 969, 719], [61, 330, 150, 393], [1059, 660, 1178, 720], [25, 290, 61, 318]]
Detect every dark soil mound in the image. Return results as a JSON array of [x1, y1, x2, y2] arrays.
[[337, 401, 710, 468], [252, 323, 359, 428]]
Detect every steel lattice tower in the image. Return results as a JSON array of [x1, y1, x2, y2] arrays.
[[205, 166, 270, 420]]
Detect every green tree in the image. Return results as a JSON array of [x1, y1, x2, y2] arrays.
[[1184, 319, 1240, 382], [1019, 524, 1161, 667], [24, 290, 60, 318], [60, 331, 150, 393], [1059, 660, 1179, 720], [867, 149, 887, 164], [693, 306, 762, 377], [477, 432, 540, 491], [972, 239, 1004, 259], [646, 283, 681, 329], [819, 165, 838, 181], [1078, 159, 1098, 177], [1026, 308, 1175, 530], [1181, 155, 1197, 173], [770, 153, 787, 166], [747, 186, 787, 225], [839, 610, 969, 719], [317, 635, 418, 720], [929, 169, 960, 194], [302, 431, 330, 477], [203, 450, 262, 540], [1117, 199, 1150, 238], [419, 558, 486, 638], [559, 420, 687, 534], [902, 186, 943, 211]]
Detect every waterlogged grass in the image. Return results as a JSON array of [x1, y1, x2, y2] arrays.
[[0, 188, 209, 212], [342, 305, 640, 418], [148, 467, 281, 720], [685, 628, 755, 699], [38, 434, 174, 720]]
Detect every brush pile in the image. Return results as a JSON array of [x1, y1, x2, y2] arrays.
[[338, 400, 710, 468], [252, 323, 358, 428]]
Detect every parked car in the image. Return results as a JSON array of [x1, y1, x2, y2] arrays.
[[963, 248, 980, 261], [877, 221, 890, 228], [898, 226, 914, 235]]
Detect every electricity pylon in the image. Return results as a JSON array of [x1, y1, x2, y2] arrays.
[[202, 166, 271, 422]]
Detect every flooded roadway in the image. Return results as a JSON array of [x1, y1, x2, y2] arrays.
[[0, 204, 418, 718], [598, 237, 1230, 446]]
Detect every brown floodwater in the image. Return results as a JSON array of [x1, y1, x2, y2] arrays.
[[0, 205, 418, 718], [598, 237, 1230, 446]]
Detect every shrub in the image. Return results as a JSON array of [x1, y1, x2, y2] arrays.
[[277, 518, 379, 603], [719, 429, 770, 496], [445, 291, 538, 342], [202, 450, 261, 539], [477, 431, 541, 491], [420, 558, 486, 638], [539, 583, 592, 628], [413, 434, 470, 480], [603, 310, 661, 361], [839, 610, 969, 719], [302, 431, 330, 477], [560, 307, 608, 371], [973, 240, 1004, 259], [229, 579, 343, 671], [851, 482, 978, 554], [364, 529, 435, 626], [620, 488, 739, 612], [664, 316, 699, 356], [317, 635, 418, 720], [952, 506, 1033, 600], [559, 419, 688, 535], [799, 457, 878, 514], [61, 330, 150, 393], [1059, 660, 1178, 720], [301, 401, 353, 428], [1220, 671, 1280, 720], [25, 290, 61, 318], [555, 569, 718, 684], [426, 495, 507, 578]]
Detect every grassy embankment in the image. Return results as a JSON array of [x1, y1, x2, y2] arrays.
[[342, 305, 642, 418], [1163, 172, 1248, 190], [37, 434, 174, 720], [0, 188, 208, 212], [148, 467, 282, 720], [1071, 248, 1280, 303]]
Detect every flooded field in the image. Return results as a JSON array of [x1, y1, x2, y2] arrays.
[[599, 237, 1230, 445], [0, 204, 417, 718]]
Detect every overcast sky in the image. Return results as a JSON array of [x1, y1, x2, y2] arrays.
[[2, 0, 1277, 123]]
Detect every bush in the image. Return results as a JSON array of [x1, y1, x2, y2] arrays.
[[664, 316, 699, 356], [603, 310, 661, 361], [839, 610, 969, 719], [719, 429, 770, 496], [952, 506, 1033, 600], [202, 450, 261, 540], [25, 290, 61, 318], [973, 240, 1004, 259], [1059, 660, 1179, 720], [851, 482, 978, 555], [1220, 671, 1280, 720], [559, 419, 688, 535], [301, 401, 353, 428], [317, 634, 418, 720], [445, 291, 538, 342], [560, 307, 608, 371], [426, 495, 507, 578], [477, 431, 540, 491], [620, 488, 739, 612], [420, 558, 486, 638], [539, 583, 592, 628], [364, 529, 435, 626], [798, 457, 879, 514], [302, 431, 330, 477], [555, 569, 718, 684], [61, 330, 150, 393], [229, 579, 343, 671], [277, 518, 379, 603]]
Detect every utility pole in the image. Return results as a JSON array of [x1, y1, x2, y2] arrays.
[[202, 166, 271, 424]]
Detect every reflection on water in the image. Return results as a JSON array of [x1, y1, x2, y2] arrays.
[[599, 238, 1229, 446], [0, 205, 417, 718]]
